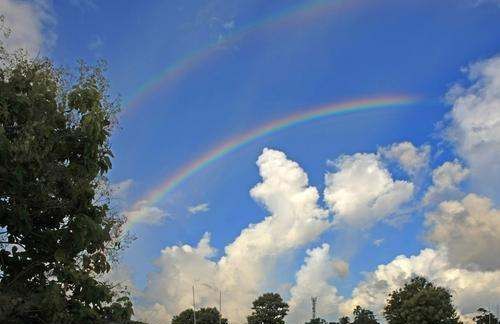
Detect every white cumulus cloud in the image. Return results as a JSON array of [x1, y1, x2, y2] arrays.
[[379, 141, 431, 176], [324, 153, 414, 228], [287, 244, 345, 323], [123, 200, 167, 229], [135, 232, 218, 323], [422, 160, 469, 205], [135, 148, 332, 324], [445, 55, 500, 198], [425, 193, 500, 271]]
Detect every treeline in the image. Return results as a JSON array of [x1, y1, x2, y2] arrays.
[[172, 277, 499, 324]]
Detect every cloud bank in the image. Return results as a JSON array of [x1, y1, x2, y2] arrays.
[[136, 149, 332, 323], [445, 55, 500, 198], [426, 194, 500, 271]]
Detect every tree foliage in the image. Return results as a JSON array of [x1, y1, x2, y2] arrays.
[[332, 316, 351, 324], [473, 308, 499, 324], [383, 276, 462, 324], [352, 306, 379, 324], [172, 307, 228, 324], [332, 306, 378, 324], [247, 292, 289, 324], [305, 317, 327, 324], [339, 317, 351, 324], [0, 42, 135, 323]]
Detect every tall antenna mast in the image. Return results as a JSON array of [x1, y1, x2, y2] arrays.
[[311, 297, 318, 320], [193, 285, 197, 324]]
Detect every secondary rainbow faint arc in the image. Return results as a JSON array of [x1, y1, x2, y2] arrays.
[[134, 96, 418, 209], [123, 0, 348, 112]]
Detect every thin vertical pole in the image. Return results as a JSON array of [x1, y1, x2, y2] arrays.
[[193, 285, 197, 324]]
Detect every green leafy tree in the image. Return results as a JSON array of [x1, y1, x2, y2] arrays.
[[0, 42, 136, 322], [473, 308, 499, 324], [305, 317, 327, 324], [352, 306, 379, 324], [247, 292, 289, 324], [338, 316, 351, 324], [383, 276, 462, 324], [172, 307, 228, 324]]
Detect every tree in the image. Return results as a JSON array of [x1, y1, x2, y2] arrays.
[[172, 307, 228, 324], [305, 317, 327, 324], [473, 308, 499, 324], [247, 292, 289, 324], [383, 276, 462, 324], [352, 306, 378, 324], [0, 42, 136, 322], [338, 316, 351, 324]]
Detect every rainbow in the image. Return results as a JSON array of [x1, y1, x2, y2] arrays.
[[131, 96, 418, 213], [122, 0, 349, 113]]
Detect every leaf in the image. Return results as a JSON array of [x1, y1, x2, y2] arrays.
[[54, 249, 65, 262]]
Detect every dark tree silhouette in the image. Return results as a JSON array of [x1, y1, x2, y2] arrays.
[[247, 292, 289, 324]]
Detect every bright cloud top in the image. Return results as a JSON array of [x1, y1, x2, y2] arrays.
[[324, 152, 414, 228]]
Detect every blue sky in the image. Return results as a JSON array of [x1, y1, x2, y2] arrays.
[[3, 0, 500, 323]]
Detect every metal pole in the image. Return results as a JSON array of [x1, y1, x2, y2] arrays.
[[193, 285, 197, 324]]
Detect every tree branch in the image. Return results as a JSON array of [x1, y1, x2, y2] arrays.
[[0, 241, 25, 247]]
